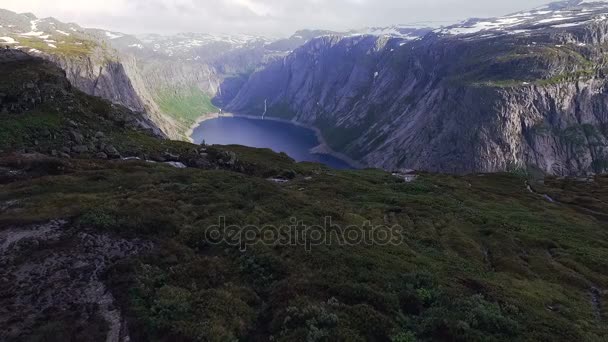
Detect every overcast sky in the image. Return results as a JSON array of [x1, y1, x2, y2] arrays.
[[3, 0, 552, 37]]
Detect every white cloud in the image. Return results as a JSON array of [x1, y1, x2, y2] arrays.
[[233, 0, 272, 16], [2, 0, 551, 36]]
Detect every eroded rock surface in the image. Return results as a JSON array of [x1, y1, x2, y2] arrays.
[[0, 220, 152, 342]]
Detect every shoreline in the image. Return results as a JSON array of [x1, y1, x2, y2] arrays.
[[185, 112, 223, 143], [186, 112, 365, 169]]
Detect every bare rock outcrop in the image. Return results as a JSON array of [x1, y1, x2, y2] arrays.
[[0, 220, 152, 342]]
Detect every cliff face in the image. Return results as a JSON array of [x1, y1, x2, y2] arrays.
[[108, 33, 294, 138], [0, 9, 290, 140], [45, 51, 183, 139], [0, 10, 176, 138], [48, 52, 143, 110], [228, 9, 608, 175], [0, 48, 162, 146]]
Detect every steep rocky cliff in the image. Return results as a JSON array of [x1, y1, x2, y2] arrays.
[[2, 8, 424, 141], [0, 10, 264, 139], [228, 1, 608, 176], [47, 52, 145, 112], [0, 10, 177, 138], [0, 48, 164, 151]]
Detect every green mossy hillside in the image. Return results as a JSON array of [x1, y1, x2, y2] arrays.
[[1, 155, 607, 341], [155, 87, 219, 138]]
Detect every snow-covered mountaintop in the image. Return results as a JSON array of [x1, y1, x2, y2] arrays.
[[140, 32, 267, 46], [0, 10, 98, 55], [350, 25, 433, 40], [437, 0, 608, 37], [135, 32, 269, 57], [3, 1, 607, 61]]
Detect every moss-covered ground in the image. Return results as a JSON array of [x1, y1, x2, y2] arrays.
[[1, 152, 607, 341]]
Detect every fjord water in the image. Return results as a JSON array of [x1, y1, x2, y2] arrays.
[[190, 117, 353, 169]]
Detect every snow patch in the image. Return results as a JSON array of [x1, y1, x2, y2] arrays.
[[552, 22, 585, 27], [0, 37, 18, 44], [164, 162, 187, 169], [20, 31, 45, 37], [439, 1, 608, 37], [537, 16, 574, 24], [443, 17, 524, 35], [105, 31, 123, 39], [30, 19, 39, 31]]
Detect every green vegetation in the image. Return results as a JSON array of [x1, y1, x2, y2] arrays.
[[536, 68, 597, 86], [1, 154, 608, 341], [449, 42, 601, 88], [155, 86, 218, 136], [15, 35, 99, 58], [0, 110, 62, 148]]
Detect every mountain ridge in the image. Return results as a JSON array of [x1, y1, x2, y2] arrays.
[[4, 1, 608, 175], [0, 7, 436, 141], [226, 0, 608, 176]]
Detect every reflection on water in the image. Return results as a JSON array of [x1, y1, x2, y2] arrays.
[[190, 117, 353, 169]]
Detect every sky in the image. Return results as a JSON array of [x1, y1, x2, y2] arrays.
[[2, 0, 553, 37]]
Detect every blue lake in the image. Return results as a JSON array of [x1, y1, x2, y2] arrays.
[[190, 117, 354, 169]]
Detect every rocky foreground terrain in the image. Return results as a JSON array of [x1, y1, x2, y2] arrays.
[[0, 220, 152, 341], [1, 48, 608, 341]]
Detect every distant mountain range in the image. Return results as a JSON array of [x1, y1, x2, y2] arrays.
[[0, 8, 435, 141], [3, 0, 608, 175]]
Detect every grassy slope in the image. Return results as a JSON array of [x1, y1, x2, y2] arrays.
[[438, 38, 603, 88], [1, 154, 607, 341], [16, 35, 99, 58], [155, 87, 218, 138]]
